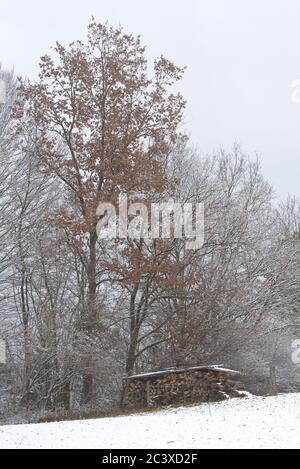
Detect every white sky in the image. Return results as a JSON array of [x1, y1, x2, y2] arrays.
[[0, 0, 299, 199]]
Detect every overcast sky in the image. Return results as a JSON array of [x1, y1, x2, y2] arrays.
[[1, 0, 299, 199]]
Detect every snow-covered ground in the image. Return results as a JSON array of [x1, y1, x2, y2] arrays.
[[0, 394, 299, 449]]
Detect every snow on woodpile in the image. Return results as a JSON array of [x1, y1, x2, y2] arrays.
[[123, 365, 245, 408]]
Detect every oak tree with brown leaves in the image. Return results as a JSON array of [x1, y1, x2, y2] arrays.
[[15, 21, 186, 403]]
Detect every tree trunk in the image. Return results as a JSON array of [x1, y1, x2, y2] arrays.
[[269, 364, 277, 396], [81, 230, 98, 405], [20, 261, 31, 407]]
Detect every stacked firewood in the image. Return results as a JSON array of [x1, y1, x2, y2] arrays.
[[124, 369, 245, 409]]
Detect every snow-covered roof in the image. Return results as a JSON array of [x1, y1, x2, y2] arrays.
[[124, 365, 240, 381]]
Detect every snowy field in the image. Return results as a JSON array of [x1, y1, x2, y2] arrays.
[[0, 394, 299, 449]]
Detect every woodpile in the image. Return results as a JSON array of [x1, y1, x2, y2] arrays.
[[124, 367, 246, 409]]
